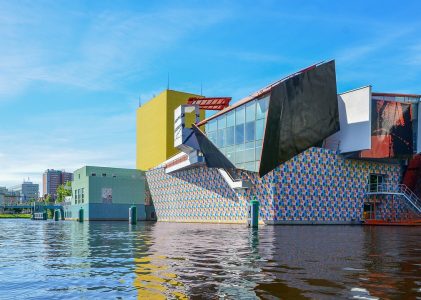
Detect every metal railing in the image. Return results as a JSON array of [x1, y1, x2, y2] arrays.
[[367, 183, 421, 214]]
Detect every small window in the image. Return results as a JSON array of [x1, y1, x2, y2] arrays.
[[78, 174, 80, 179], [112, 174, 116, 178], [91, 173, 96, 177], [369, 174, 386, 192], [102, 173, 106, 177]]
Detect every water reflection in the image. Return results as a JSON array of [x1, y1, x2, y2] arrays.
[[0, 220, 419, 299]]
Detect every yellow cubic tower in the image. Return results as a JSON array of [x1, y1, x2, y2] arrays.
[[136, 89, 205, 171]]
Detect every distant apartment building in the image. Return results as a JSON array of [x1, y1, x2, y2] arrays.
[[10, 181, 39, 203], [43, 169, 73, 199]]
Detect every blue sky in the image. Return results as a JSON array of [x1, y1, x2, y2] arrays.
[[0, 0, 420, 190]]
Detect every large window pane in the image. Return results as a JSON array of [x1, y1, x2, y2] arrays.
[[217, 129, 225, 147], [244, 150, 255, 163], [243, 162, 255, 172], [236, 143, 245, 151], [208, 131, 217, 144], [227, 111, 235, 127], [256, 96, 269, 119], [226, 146, 235, 163], [217, 115, 226, 129], [235, 124, 244, 144], [226, 126, 234, 146], [244, 141, 255, 162], [208, 119, 217, 131], [236, 150, 245, 164], [245, 121, 255, 142], [245, 101, 256, 122], [236, 106, 245, 124], [255, 146, 262, 161], [256, 119, 265, 141]]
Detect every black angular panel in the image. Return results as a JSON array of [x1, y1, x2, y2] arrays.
[[192, 124, 236, 169], [259, 60, 340, 177]]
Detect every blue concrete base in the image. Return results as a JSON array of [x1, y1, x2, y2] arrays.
[[64, 203, 146, 221]]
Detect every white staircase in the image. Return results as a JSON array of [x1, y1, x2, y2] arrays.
[[366, 183, 421, 214], [218, 169, 252, 190]]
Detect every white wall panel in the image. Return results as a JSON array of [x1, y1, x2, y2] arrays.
[[325, 86, 371, 153]]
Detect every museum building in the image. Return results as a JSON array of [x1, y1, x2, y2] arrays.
[[138, 60, 421, 224]]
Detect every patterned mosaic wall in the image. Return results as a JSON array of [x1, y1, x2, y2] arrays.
[[146, 147, 409, 224], [146, 166, 247, 223], [375, 195, 419, 221]]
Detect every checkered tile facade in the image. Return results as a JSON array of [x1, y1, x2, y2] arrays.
[[146, 147, 406, 224]]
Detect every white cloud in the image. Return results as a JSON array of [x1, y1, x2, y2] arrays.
[[0, 112, 136, 191], [337, 28, 414, 65], [0, 4, 231, 96], [0, 3, 232, 189]]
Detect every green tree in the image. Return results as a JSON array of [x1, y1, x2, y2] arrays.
[[44, 194, 52, 204], [56, 181, 72, 203]]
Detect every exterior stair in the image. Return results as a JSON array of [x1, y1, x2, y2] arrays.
[[366, 183, 421, 214], [218, 168, 252, 190]]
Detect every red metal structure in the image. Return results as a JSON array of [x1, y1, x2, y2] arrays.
[[187, 97, 231, 111]]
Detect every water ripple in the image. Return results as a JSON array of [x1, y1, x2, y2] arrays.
[[0, 220, 420, 299]]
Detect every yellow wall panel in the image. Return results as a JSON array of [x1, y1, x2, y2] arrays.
[[136, 90, 205, 171]]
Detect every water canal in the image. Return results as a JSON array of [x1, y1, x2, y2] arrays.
[[0, 219, 420, 299]]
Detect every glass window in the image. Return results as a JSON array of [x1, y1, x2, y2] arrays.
[[255, 146, 262, 161], [245, 121, 255, 142], [226, 126, 234, 146], [236, 106, 245, 124], [226, 111, 235, 127], [235, 124, 244, 144], [226, 146, 235, 163], [256, 119, 265, 141], [217, 129, 226, 147], [217, 115, 226, 129], [245, 101, 256, 122], [256, 96, 269, 119], [208, 119, 217, 132], [208, 131, 217, 145], [244, 141, 255, 162], [236, 149, 245, 164], [243, 162, 255, 172]]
